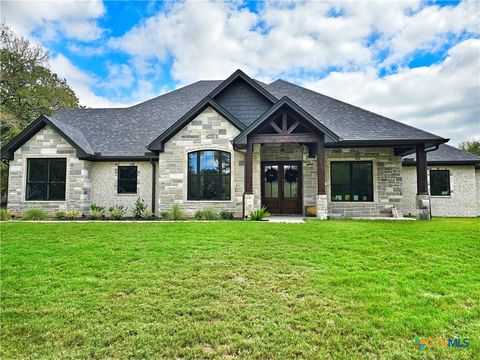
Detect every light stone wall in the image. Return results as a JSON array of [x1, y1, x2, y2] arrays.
[[158, 107, 245, 217], [90, 161, 155, 213], [325, 147, 403, 218], [402, 165, 478, 217], [7, 125, 91, 215], [476, 169, 480, 216]]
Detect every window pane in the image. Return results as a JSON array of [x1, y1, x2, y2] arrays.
[[200, 151, 219, 175], [201, 175, 218, 199], [430, 170, 450, 196], [188, 175, 197, 199], [118, 166, 137, 194], [331, 163, 350, 185], [119, 180, 137, 194], [48, 183, 66, 200], [221, 152, 231, 175], [27, 183, 47, 200], [331, 184, 350, 201], [188, 153, 197, 175], [352, 162, 372, 185], [49, 159, 66, 182], [28, 159, 47, 182], [352, 184, 373, 201], [119, 166, 137, 181], [221, 175, 231, 200]]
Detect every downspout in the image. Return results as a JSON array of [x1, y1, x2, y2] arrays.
[[150, 159, 156, 214]]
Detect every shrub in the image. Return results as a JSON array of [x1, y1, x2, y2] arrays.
[[90, 203, 105, 213], [64, 209, 80, 220], [0, 208, 12, 221], [219, 210, 234, 220], [195, 207, 220, 220], [161, 203, 185, 220], [55, 211, 65, 220], [133, 197, 147, 218], [88, 209, 103, 220], [22, 208, 48, 220], [109, 205, 126, 220], [140, 208, 153, 220], [249, 206, 270, 221]]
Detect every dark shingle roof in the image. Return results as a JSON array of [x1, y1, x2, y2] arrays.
[[3, 70, 450, 159], [49, 80, 222, 156], [403, 144, 480, 165], [262, 79, 445, 143]]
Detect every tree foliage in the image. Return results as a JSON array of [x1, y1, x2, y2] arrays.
[[458, 139, 480, 157], [1, 23, 81, 204]]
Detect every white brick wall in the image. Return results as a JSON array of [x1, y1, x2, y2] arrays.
[[402, 165, 479, 217]]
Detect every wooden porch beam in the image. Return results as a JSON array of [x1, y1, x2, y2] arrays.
[[250, 133, 320, 144], [416, 143, 428, 195], [246, 138, 253, 194], [317, 134, 326, 195]]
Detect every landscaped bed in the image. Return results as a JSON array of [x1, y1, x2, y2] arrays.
[[1, 218, 478, 359]]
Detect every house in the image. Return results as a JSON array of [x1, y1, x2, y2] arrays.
[[2, 70, 479, 219]]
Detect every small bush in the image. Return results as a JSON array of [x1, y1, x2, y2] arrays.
[[0, 208, 12, 221], [22, 208, 48, 220], [219, 210, 234, 220], [249, 206, 270, 221], [90, 203, 105, 213], [64, 209, 80, 220], [109, 205, 126, 220], [55, 211, 65, 220], [140, 208, 153, 220], [133, 197, 147, 218], [88, 209, 103, 220], [161, 203, 185, 220], [195, 207, 220, 220]]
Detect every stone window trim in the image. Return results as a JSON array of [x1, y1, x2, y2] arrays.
[[428, 167, 453, 198], [114, 164, 140, 196], [183, 146, 236, 203], [326, 157, 379, 205], [21, 154, 70, 203]]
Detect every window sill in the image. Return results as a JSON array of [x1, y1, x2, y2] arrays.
[[186, 200, 233, 203], [330, 201, 374, 203], [116, 193, 138, 196], [24, 200, 66, 203], [430, 195, 451, 198]]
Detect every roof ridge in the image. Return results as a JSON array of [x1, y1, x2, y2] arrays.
[[273, 79, 446, 141]]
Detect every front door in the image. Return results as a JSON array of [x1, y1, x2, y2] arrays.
[[262, 161, 302, 214]]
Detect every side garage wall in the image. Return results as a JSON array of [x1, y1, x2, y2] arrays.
[[7, 125, 91, 215], [402, 165, 478, 217]]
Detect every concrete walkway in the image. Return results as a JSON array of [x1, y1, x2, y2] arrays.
[[266, 216, 305, 223]]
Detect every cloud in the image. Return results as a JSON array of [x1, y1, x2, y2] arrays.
[[302, 39, 480, 145], [49, 54, 129, 108], [1, 0, 105, 41]]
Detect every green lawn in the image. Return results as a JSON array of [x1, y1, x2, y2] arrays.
[[1, 219, 479, 359]]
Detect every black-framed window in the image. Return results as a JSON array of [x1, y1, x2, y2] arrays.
[[118, 166, 137, 194], [188, 150, 231, 200], [26, 158, 66, 201], [331, 161, 373, 202], [430, 170, 450, 196]]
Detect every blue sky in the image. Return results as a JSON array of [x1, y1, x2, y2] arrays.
[[2, 0, 479, 144]]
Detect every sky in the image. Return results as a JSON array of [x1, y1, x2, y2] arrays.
[[1, 0, 479, 145]]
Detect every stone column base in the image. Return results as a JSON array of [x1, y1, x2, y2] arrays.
[[244, 193, 255, 219], [416, 194, 431, 220], [316, 194, 328, 220]]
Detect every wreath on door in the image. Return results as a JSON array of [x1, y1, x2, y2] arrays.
[[284, 168, 298, 183], [265, 168, 278, 182]]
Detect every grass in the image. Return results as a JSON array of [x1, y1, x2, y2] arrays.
[[1, 218, 479, 359]]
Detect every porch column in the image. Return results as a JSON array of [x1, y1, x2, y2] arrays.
[[244, 137, 255, 218], [415, 143, 431, 220], [316, 135, 328, 219]]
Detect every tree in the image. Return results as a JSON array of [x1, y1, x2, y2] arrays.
[[1, 23, 81, 204], [458, 139, 480, 157]]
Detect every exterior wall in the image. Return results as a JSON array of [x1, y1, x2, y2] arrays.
[[158, 107, 245, 217], [402, 165, 478, 217], [90, 161, 155, 212], [325, 147, 403, 218], [477, 169, 480, 216], [7, 125, 91, 215]]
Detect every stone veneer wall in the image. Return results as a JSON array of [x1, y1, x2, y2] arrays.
[[325, 147, 403, 218], [158, 107, 245, 217], [402, 165, 478, 217], [90, 161, 155, 212], [476, 169, 480, 216], [7, 125, 91, 215]]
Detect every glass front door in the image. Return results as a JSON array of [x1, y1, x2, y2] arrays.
[[262, 162, 302, 214]]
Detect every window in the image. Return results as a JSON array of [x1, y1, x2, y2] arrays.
[[188, 150, 231, 200], [331, 161, 373, 202], [430, 170, 450, 196], [26, 158, 66, 201], [118, 166, 137, 194]]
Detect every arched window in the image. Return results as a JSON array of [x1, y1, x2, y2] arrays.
[[188, 150, 231, 200]]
